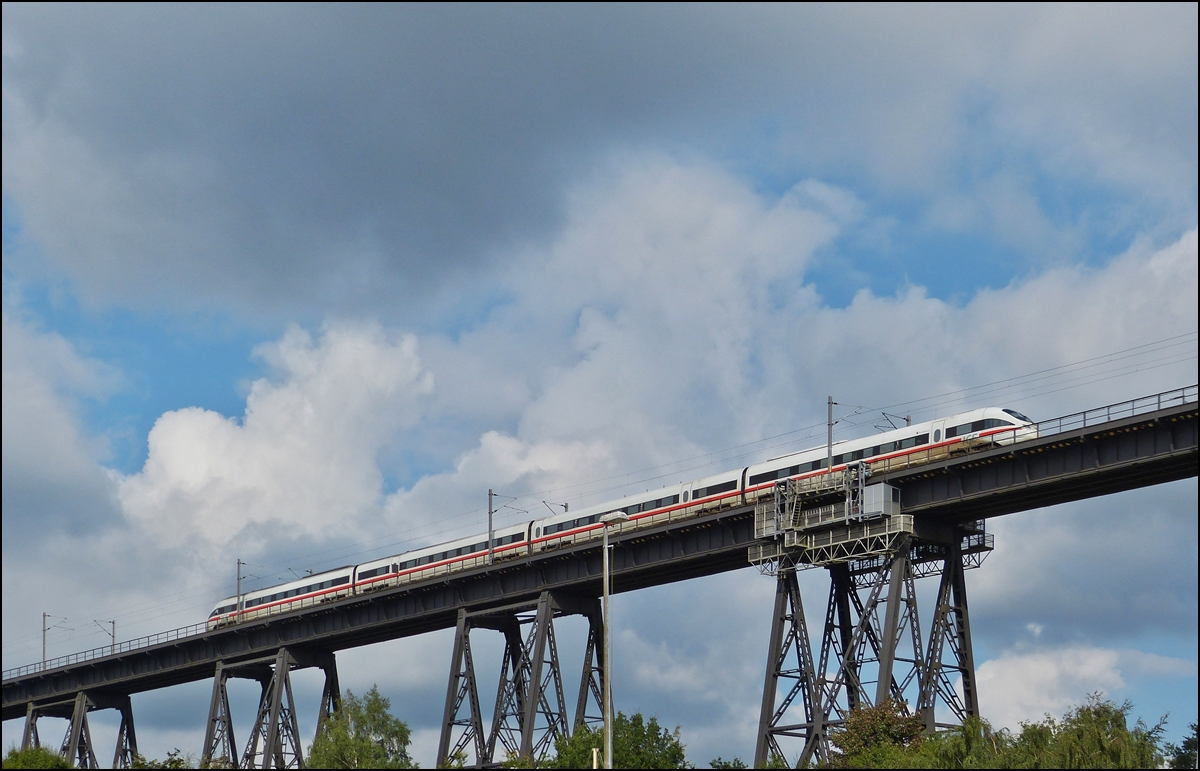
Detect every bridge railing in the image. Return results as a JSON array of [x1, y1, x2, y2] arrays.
[[867, 384, 1197, 476], [1033, 384, 1197, 437], [3, 622, 211, 681], [6, 384, 1196, 683]]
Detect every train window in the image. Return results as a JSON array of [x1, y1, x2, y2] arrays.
[[1003, 409, 1032, 423], [750, 469, 778, 486], [916, 434, 929, 445], [934, 429, 942, 442], [683, 491, 689, 502], [695, 480, 737, 499]]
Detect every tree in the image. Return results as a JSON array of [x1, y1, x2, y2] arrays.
[[827, 698, 926, 767], [1005, 694, 1165, 769], [1167, 722, 1198, 770], [1, 746, 70, 769], [307, 686, 415, 769], [819, 693, 1167, 769], [546, 712, 691, 769], [131, 749, 195, 768], [708, 758, 747, 769]]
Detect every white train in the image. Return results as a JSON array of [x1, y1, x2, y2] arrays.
[[208, 406, 1036, 629]]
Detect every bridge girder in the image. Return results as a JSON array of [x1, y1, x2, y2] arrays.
[[4, 397, 1196, 741]]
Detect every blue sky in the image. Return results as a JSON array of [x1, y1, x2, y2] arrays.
[[2, 5, 1197, 765]]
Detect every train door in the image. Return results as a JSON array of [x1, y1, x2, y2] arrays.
[[930, 419, 946, 445]]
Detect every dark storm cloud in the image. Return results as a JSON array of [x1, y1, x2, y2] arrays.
[[3, 4, 779, 312], [4, 4, 1195, 316]]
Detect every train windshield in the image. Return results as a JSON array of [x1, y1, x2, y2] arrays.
[[1003, 408, 1033, 423]]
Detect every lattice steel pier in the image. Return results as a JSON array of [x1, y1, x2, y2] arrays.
[[752, 467, 992, 767]]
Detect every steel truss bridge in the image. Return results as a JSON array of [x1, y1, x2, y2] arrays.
[[3, 385, 1197, 768]]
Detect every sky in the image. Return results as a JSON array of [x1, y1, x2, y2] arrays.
[[1, 4, 1197, 766]]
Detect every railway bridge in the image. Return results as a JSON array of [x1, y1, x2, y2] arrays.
[[3, 385, 1197, 768]]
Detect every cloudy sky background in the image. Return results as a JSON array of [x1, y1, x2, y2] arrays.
[[2, 4, 1197, 765]]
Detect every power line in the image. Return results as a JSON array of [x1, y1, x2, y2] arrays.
[[3, 331, 1195, 653]]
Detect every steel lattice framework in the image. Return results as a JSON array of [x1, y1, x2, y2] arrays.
[[3, 387, 1196, 768]]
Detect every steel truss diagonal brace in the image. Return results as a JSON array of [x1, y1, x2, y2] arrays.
[[574, 601, 605, 733], [918, 538, 979, 730], [437, 591, 580, 768], [21, 692, 137, 769], [755, 569, 824, 769], [315, 653, 342, 739], [240, 648, 305, 770], [487, 592, 570, 765], [20, 702, 40, 752], [112, 696, 139, 769], [61, 692, 99, 769], [437, 609, 487, 768], [202, 662, 239, 768]]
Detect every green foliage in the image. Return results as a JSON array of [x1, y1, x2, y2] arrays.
[[829, 699, 926, 761], [131, 749, 195, 768], [1166, 722, 1198, 770], [820, 694, 1166, 769], [708, 757, 747, 768], [1004, 694, 1165, 769], [546, 712, 692, 769], [2, 746, 70, 769], [307, 686, 415, 769]]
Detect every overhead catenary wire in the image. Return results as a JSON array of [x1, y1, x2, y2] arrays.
[[4, 332, 1195, 658]]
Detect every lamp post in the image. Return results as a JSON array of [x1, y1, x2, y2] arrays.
[[599, 510, 630, 770]]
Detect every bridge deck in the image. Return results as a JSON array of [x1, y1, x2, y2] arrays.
[[4, 390, 1196, 720]]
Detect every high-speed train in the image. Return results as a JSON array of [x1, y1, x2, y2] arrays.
[[208, 406, 1036, 629]]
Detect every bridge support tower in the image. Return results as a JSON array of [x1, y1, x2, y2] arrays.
[[201, 647, 340, 769], [20, 691, 138, 769], [752, 470, 991, 767], [437, 590, 604, 768]]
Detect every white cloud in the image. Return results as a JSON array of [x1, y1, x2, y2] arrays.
[[1, 158, 1195, 763], [1, 305, 121, 533], [973, 645, 1197, 732], [975, 646, 1126, 730], [118, 322, 433, 548]]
